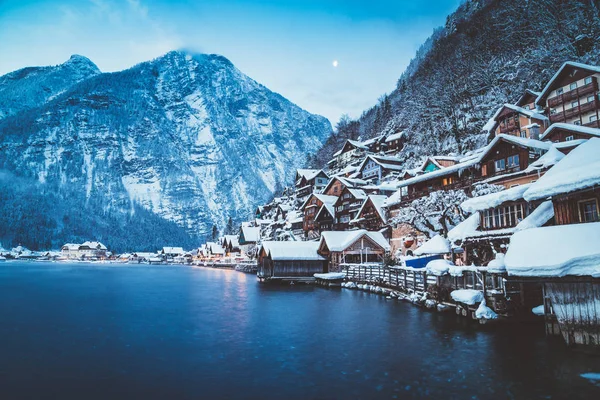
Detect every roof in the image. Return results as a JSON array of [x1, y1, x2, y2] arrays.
[[396, 156, 480, 189], [261, 241, 326, 261], [208, 243, 225, 255], [448, 201, 555, 243], [357, 155, 405, 173], [505, 221, 600, 278], [223, 235, 239, 248], [539, 122, 600, 141], [479, 134, 551, 162], [461, 184, 532, 213], [163, 246, 184, 254], [516, 89, 541, 106], [346, 188, 367, 200], [319, 230, 390, 252], [299, 193, 338, 211], [492, 103, 548, 122], [241, 226, 261, 242], [81, 241, 107, 250], [413, 235, 451, 256], [353, 195, 388, 224], [536, 61, 600, 106], [321, 176, 366, 195], [385, 131, 405, 142], [62, 243, 80, 250], [314, 203, 335, 220], [296, 169, 327, 182], [524, 138, 600, 201]]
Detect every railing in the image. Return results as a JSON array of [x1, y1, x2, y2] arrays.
[[398, 179, 478, 204], [584, 119, 600, 128], [550, 99, 599, 124], [548, 79, 598, 108], [498, 121, 520, 134]]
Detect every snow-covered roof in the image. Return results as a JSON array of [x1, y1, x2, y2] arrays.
[[297, 169, 322, 181], [163, 246, 184, 254], [479, 134, 551, 163], [241, 226, 261, 242], [425, 259, 454, 276], [448, 201, 554, 243], [382, 189, 403, 208], [505, 222, 600, 278], [261, 241, 326, 261], [299, 193, 338, 211], [346, 188, 367, 200], [314, 203, 335, 220], [322, 176, 366, 194], [357, 155, 404, 173], [319, 230, 390, 252], [539, 122, 600, 141], [413, 235, 451, 256], [396, 156, 480, 189], [385, 131, 405, 142], [81, 241, 107, 250], [209, 243, 225, 255], [61, 243, 80, 250], [223, 235, 239, 248], [461, 184, 531, 213], [536, 61, 600, 106], [491, 103, 548, 122], [524, 138, 600, 201], [353, 195, 388, 224]]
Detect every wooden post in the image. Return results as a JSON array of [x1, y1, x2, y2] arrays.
[[423, 272, 428, 291]]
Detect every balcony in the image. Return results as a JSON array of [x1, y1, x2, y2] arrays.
[[549, 99, 599, 124], [584, 119, 600, 128], [548, 79, 598, 108], [498, 120, 520, 134]]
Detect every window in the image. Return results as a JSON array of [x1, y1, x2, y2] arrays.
[[333, 186, 338, 194], [570, 82, 578, 90], [579, 199, 599, 223], [573, 120, 581, 125], [507, 154, 520, 169], [556, 88, 564, 95], [590, 115, 598, 122], [495, 159, 506, 172], [571, 101, 579, 109], [481, 164, 488, 177], [522, 104, 530, 110], [550, 108, 557, 114], [585, 76, 593, 85], [340, 215, 351, 223], [520, 130, 527, 138], [588, 95, 595, 103], [565, 135, 574, 141]]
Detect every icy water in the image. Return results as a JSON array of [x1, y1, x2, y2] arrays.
[[0, 262, 598, 399]]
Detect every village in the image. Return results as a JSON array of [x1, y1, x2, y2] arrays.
[[2, 61, 599, 351]]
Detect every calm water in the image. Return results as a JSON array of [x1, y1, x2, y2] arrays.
[[0, 262, 598, 399]]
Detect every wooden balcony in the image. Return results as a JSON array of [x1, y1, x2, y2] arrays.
[[584, 119, 600, 128], [498, 120, 520, 134], [549, 99, 599, 124], [548, 79, 598, 108], [398, 179, 479, 204]]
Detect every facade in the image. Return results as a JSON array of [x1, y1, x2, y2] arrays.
[[357, 155, 404, 184], [314, 203, 335, 233], [536, 62, 600, 128], [257, 241, 327, 281], [332, 187, 367, 231], [350, 195, 388, 231], [295, 169, 329, 200], [490, 104, 548, 139], [318, 230, 390, 272], [300, 193, 338, 239]]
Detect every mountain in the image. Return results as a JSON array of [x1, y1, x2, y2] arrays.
[[0, 51, 332, 251], [309, 0, 600, 168]]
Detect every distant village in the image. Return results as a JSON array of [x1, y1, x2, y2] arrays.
[[2, 62, 599, 350]]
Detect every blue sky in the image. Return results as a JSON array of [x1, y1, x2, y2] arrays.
[[0, 0, 462, 123]]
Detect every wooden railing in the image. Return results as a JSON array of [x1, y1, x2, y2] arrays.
[[548, 79, 598, 108]]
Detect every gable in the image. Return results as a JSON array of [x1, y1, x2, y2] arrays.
[[423, 161, 440, 173]]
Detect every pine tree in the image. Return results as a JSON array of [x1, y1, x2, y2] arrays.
[[225, 217, 234, 235], [212, 224, 218, 241]]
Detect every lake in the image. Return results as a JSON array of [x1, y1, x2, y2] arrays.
[[0, 261, 598, 399]]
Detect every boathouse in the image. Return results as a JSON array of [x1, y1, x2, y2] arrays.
[[318, 230, 390, 272], [257, 241, 327, 282]]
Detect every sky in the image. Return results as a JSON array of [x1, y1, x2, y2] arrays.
[[0, 0, 462, 123]]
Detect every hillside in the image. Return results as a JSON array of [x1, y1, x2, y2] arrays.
[[309, 0, 600, 168]]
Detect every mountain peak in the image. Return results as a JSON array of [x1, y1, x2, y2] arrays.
[[63, 54, 101, 74]]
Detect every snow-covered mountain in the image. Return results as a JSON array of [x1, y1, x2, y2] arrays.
[[0, 51, 332, 249]]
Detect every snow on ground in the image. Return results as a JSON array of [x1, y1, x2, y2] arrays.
[[314, 272, 346, 280], [451, 289, 484, 305], [414, 235, 451, 256], [475, 299, 498, 319], [505, 222, 600, 277], [425, 259, 453, 276], [531, 305, 545, 316]]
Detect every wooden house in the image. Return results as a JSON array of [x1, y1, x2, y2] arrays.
[[239, 226, 260, 245], [333, 187, 367, 231], [318, 230, 390, 272], [489, 103, 548, 139], [539, 123, 600, 147], [321, 176, 366, 197], [222, 235, 240, 255], [257, 241, 327, 282], [384, 131, 405, 154], [350, 195, 388, 231], [536, 62, 600, 129], [357, 155, 404, 184], [300, 193, 338, 239], [328, 139, 370, 171], [477, 134, 552, 188], [515, 89, 542, 111], [295, 169, 329, 200], [313, 203, 335, 233]]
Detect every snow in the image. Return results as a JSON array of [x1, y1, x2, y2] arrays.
[[314, 272, 345, 280], [524, 138, 600, 201], [539, 122, 600, 141], [491, 103, 548, 122], [163, 246, 184, 254], [461, 184, 531, 213], [241, 226, 260, 243], [479, 134, 551, 163], [81, 241, 107, 250], [385, 131, 404, 142], [486, 253, 507, 273], [505, 222, 600, 277], [319, 230, 391, 252], [414, 235, 451, 256], [525, 145, 564, 171], [451, 289, 484, 305], [447, 213, 480, 242], [515, 200, 554, 231], [426, 259, 454, 276], [395, 156, 481, 189], [299, 193, 337, 211], [261, 241, 325, 261], [296, 169, 325, 182], [353, 195, 388, 224], [531, 305, 545, 316], [475, 300, 498, 319]]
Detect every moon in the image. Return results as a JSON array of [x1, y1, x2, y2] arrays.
[[332, 60, 339, 68]]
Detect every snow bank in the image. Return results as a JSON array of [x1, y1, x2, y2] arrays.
[[451, 289, 484, 305], [414, 235, 451, 256], [447, 213, 480, 242], [486, 253, 506, 273], [314, 272, 345, 280], [425, 259, 453, 276], [475, 299, 498, 319], [461, 184, 531, 213], [531, 305, 545, 316], [524, 138, 600, 201], [514, 201, 554, 231], [505, 222, 600, 277]]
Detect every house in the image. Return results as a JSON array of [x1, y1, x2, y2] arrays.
[[350, 195, 388, 231], [523, 138, 600, 225], [295, 169, 329, 200], [257, 241, 327, 281], [321, 176, 366, 197], [536, 61, 600, 128], [313, 202, 336, 233], [449, 184, 555, 265], [239, 226, 261, 245], [318, 230, 390, 272], [539, 123, 600, 146], [384, 131, 405, 154], [515, 89, 542, 111], [300, 193, 338, 239], [357, 155, 404, 184], [489, 104, 548, 139], [332, 187, 367, 231], [477, 134, 551, 188], [222, 235, 240, 255], [61, 243, 81, 259], [206, 242, 225, 258], [61, 242, 108, 259], [162, 247, 184, 258], [329, 139, 370, 171]]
